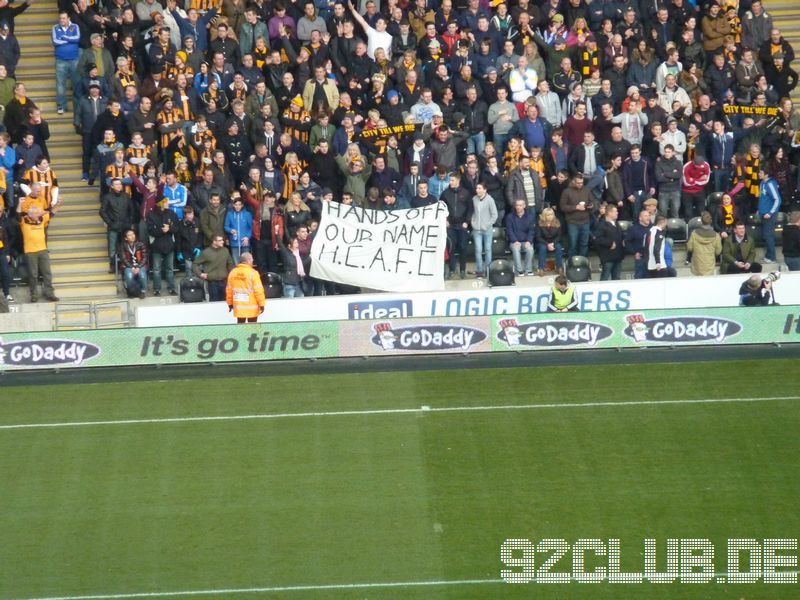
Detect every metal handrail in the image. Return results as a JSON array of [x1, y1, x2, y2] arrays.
[[54, 300, 131, 330]]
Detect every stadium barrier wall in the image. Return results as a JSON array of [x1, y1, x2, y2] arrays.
[[135, 272, 800, 327], [1, 306, 798, 370]]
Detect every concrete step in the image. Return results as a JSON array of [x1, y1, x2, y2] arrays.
[[51, 257, 112, 275], [52, 155, 83, 168], [16, 18, 61, 32], [48, 233, 108, 252], [51, 245, 108, 260], [48, 219, 106, 236], [47, 121, 81, 133], [17, 31, 54, 45], [30, 99, 60, 113], [60, 179, 98, 190], [17, 48, 59, 60], [55, 197, 100, 211], [25, 81, 59, 95], [52, 206, 97, 218], [58, 168, 90, 180], [47, 139, 85, 150], [53, 281, 120, 300], [53, 270, 116, 284], [769, 8, 799, 17], [21, 5, 60, 17], [17, 64, 57, 77]]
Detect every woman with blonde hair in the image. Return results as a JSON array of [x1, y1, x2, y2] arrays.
[[283, 191, 312, 238], [344, 142, 363, 164], [280, 152, 306, 199], [535, 207, 564, 275], [372, 49, 394, 80], [523, 41, 547, 82], [566, 17, 590, 48], [252, 36, 270, 70]]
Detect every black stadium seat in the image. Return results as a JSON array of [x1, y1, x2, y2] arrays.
[[687, 216, 703, 239], [488, 259, 515, 287], [491, 226, 509, 255], [261, 272, 284, 298], [706, 192, 725, 213], [492, 236, 509, 257], [566, 256, 591, 282], [666, 218, 688, 242], [747, 224, 763, 247]]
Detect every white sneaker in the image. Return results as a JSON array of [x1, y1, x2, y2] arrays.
[[57, 108, 65, 114], [5, 294, 12, 302], [762, 258, 775, 264]]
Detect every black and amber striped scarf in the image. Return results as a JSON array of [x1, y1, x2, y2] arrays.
[[580, 49, 599, 77]]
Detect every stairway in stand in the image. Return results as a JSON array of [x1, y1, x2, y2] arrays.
[[768, 2, 800, 108], [15, 0, 117, 302]]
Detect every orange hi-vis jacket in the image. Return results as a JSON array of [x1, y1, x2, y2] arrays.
[[226, 263, 266, 318]]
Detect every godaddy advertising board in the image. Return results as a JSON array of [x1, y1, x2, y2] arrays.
[[0, 322, 339, 370], [0, 307, 798, 370], [349, 306, 800, 355]]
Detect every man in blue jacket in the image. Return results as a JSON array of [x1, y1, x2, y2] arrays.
[[624, 209, 652, 279], [168, 5, 217, 54], [52, 13, 81, 114], [505, 198, 535, 276], [758, 170, 781, 264]]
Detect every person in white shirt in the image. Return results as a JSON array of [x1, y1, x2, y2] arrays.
[[348, 0, 392, 60], [508, 55, 538, 103]]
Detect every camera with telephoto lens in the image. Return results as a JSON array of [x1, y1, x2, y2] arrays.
[[764, 271, 781, 284]]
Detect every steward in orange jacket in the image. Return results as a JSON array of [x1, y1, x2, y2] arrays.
[[225, 253, 266, 323]]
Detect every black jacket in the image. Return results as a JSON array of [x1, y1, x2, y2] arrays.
[[459, 98, 488, 134], [569, 143, 606, 177], [176, 218, 202, 256], [277, 238, 310, 285], [593, 218, 625, 262], [309, 151, 339, 193], [441, 186, 472, 227], [146, 206, 178, 254], [100, 190, 133, 232]]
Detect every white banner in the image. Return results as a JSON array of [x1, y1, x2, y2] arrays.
[[309, 202, 449, 292]]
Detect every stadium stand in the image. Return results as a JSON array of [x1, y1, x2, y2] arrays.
[[0, 0, 799, 308]]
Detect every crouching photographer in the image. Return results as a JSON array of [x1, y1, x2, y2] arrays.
[[738, 271, 780, 306]]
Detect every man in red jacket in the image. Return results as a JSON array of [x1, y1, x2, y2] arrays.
[[681, 154, 711, 219]]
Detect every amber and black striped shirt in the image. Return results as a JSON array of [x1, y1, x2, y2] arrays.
[[22, 167, 59, 209]]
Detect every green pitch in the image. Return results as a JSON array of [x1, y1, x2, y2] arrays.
[[1, 358, 799, 599]]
